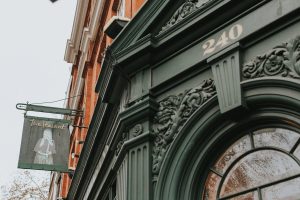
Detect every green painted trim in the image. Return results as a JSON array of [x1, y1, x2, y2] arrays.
[[111, 0, 169, 51], [109, 0, 299, 80], [154, 83, 300, 200], [18, 162, 69, 172], [70, 1, 300, 199], [128, 143, 152, 200], [241, 77, 300, 90], [67, 103, 117, 200], [210, 44, 243, 113]]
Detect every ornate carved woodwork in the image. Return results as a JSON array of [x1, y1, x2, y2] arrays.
[[115, 132, 127, 156], [243, 36, 300, 79], [152, 79, 216, 176], [132, 124, 143, 137], [160, 0, 215, 33], [115, 124, 144, 156], [210, 45, 243, 113]]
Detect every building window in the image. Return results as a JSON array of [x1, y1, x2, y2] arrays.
[[117, 0, 125, 17], [203, 128, 300, 200]]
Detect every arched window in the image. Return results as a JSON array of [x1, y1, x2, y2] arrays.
[[203, 128, 300, 200]]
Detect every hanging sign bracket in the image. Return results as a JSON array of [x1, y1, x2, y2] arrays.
[[16, 103, 83, 117]]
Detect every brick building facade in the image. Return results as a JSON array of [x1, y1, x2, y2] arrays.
[[57, 0, 300, 200], [48, 0, 145, 199]]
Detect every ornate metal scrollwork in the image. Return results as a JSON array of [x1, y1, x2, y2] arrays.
[[152, 79, 216, 175], [243, 36, 300, 79], [160, 0, 214, 33]]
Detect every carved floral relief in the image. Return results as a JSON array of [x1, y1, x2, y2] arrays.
[[243, 36, 300, 79], [131, 124, 143, 137], [160, 0, 215, 33], [152, 79, 216, 175], [115, 124, 144, 156]]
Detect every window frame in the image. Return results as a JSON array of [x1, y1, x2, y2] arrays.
[[202, 125, 300, 200]]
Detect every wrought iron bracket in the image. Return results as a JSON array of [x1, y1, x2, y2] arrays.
[[16, 103, 83, 117]]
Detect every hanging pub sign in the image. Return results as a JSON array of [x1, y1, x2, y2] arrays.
[[18, 116, 70, 172]]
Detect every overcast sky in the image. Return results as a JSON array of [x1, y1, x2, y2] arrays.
[[0, 0, 77, 189]]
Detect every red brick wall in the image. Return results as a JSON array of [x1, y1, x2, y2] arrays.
[[58, 0, 145, 198]]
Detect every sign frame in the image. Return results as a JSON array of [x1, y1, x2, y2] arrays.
[[18, 116, 71, 172]]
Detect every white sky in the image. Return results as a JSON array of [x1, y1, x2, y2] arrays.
[[0, 0, 77, 189]]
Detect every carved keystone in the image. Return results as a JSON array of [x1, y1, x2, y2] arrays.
[[208, 43, 243, 113]]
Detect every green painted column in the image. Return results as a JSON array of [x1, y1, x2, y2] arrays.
[[128, 141, 152, 200]]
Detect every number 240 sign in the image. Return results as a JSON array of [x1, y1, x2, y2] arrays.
[[202, 24, 243, 56]]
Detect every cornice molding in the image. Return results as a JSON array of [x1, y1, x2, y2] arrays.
[[79, 0, 106, 54], [64, 0, 89, 64], [68, 0, 106, 110], [109, 0, 269, 75], [110, 0, 168, 51]]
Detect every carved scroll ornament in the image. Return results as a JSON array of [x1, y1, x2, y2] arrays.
[[115, 132, 127, 156], [160, 0, 214, 33], [243, 36, 300, 79], [132, 124, 143, 137], [152, 79, 216, 175], [115, 124, 143, 156]]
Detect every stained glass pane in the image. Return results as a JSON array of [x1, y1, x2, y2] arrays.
[[253, 128, 299, 151], [214, 135, 251, 174], [220, 150, 300, 198], [228, 191, 259, 200], [262, 177, 300, 200], [202, 172, 221, 200]]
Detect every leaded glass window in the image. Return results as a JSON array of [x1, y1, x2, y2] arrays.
[[202, 128, 300, 200]]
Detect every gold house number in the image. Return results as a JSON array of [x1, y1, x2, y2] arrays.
[[202, 24, 243, 56]]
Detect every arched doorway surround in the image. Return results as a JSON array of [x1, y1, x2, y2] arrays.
[[154, 78, 300, 200]]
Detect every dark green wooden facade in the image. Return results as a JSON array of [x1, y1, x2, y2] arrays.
[[67, 0, 300, 199]]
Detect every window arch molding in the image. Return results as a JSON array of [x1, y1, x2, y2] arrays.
[[154, 79, 300, 200]]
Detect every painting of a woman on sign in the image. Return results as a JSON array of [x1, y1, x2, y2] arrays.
[[18, 117, 70, 171], [33, 128, 56, 165]]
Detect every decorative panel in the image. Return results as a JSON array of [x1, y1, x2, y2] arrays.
[[128, 143, 151, 200], [117, 155, 128, 200], [210, 47, 242, 113], [243, 35, 300, 80], [152, 79, 216, 177], [160, 0, 216, 33]]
